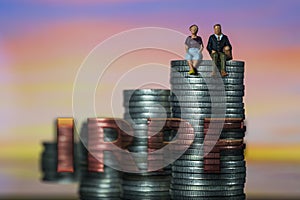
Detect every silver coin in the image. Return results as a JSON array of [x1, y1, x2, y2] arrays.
[[171, 60, 213, 66], [226, 66, 244, 73], [124, 113, 171, 119], [123, 177, 171, 187], [171, 177, 245, 186], [170, 189, 244, 197], [170, 78, 244, 85], [172, 160, 204, 167], [220, 155, 245, 161], [226, 60, 245, 67], [222, 78, 244, 85], [171, 84, 209, 90], [171, 71, 244, 79], [124, 95, 170, 102], [124, 89, 170, 96], [122, 190, 170, 197], [170, 77, 244, 85], [171, 84, 245, 91], [128, 146, 148, 152], [123, 94, 170, 100], [172, 90, 244, 97], [223, 91, 244, 96], [124, 101, 170, 107], [172, 107, 212, 114], [170, 194, 245, 200], [80, 182, 120, 189], [132, 141, 148, 146], [124, 118, 149, 124], [172, 107, 244, 114], [223, 73, 244, 79], [171, 102, 244, 108], [126, 107, 171, 113], [220, 161, 246, 167], [172, 113, 211, 120], [173, 113, 244, 120], [171, 96, 243, 103], [123, 175, 170, 180], [171, 64, 244, 73], [79, 187, 121, 194], [172, 90, 211, 96], [122, 181, 170, 187], [170, 184, 244, 191], [172, 166, 246, 174], [170, 78, 209, 84], [122, 195, 170, 200], [132, 129, 149, 134], [131, 124, 149, 130], [171, 60, 245, 67], [171, 172, 246, 180], [122, 185, 170, 192], [170, 84, 212, 90]]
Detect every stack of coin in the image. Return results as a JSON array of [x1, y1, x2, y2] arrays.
[[169, 60, 246, 199], [78, 166, 122, 200], [40, 118, 79, 183], [78, 122, 123, 200], [57, 118, 75, 173], [40, 142, 79, 183], [122, 89, 172, 199], [123, 89, 171, 160], [122, 172, 171, 200]]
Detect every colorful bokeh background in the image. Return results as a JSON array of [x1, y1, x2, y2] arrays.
[[0, 0, 300, 199]]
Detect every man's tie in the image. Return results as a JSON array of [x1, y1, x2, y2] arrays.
[[217, 36, 220, 41]]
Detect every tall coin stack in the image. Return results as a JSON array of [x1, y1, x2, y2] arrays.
[[122, 89, 172, 200], [169, 60, 246, 199], [78, 120, 123, 200]]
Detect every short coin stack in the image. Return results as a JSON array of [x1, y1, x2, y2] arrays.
[[40, 118, 78, 183], [40, 142, 78, 183], [78, 121, 122, 200], [169, 60, 246, 199], [122, 89, 172, 199]]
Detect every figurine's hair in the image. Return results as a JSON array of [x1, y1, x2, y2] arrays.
[[214, 24, 222, 28], [189, 24, 198, 32]]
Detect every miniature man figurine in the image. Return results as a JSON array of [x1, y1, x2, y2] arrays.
[[207, 24, 232, 77], [185, 24, 204, 75]]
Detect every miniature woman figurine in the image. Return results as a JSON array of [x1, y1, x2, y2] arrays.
[[185, 24, 204, 75]]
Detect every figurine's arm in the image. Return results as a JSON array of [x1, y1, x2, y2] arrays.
[[206, 36, 213, 54], [224, 36, 232, 51], [185, 44, 189, 53], [199, 43, 204, 52]]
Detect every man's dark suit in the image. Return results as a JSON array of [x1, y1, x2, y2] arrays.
[[207, 34, 232, 73]]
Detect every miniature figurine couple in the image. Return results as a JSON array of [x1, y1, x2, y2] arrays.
[[185, 24, 232, 77]]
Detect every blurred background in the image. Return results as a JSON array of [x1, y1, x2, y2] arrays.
[[0, 0, 299, 199]]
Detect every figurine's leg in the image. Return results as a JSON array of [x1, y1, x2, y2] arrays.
[[192, 60, 199, 74], [219, 52, 228, 77], [224, 46, 232, 60], [210, 52, 219, 76], [187, 60, 196, 75], [185, 50, 196, 75]]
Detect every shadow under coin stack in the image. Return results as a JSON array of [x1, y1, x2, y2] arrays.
[[122, 89, 172, 200], [78, 120, 123, 200], [169, 60, 246, 199], [40, 118, 78, 183]]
